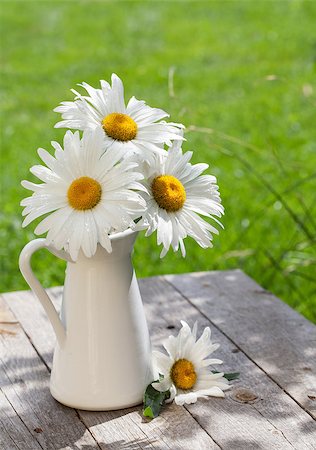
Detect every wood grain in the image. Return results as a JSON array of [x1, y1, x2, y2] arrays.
[[0, 296, 104, 450], [141, 276, 316, 450], [0, 389, 42, 450], [81, 402, 219, 450], [166, 270, 316, 420], [2, 289, 218, 449], [3, 271, 316, 449]]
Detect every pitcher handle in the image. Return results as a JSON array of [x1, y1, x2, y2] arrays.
[[19, 238, 71, 347]]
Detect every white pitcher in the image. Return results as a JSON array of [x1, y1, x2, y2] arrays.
[[19, 229, 153, 411]]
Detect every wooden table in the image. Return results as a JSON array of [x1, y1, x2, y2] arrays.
[[1, 270, 316, 449]]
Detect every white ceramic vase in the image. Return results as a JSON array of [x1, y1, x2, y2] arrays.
[[19, 229, 153, 410]]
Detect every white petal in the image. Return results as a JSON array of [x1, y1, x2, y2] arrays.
[[165, 384, 177, 403], [109, 73, 126, 112], [153, 350, 173, 375], [174, 392, 198, 406], [152, 377, 172, 393], [195, 386, 227, 398], [81, 210, 98, 258], [68, 212, 85, 261], [163, 335, 178, 359]]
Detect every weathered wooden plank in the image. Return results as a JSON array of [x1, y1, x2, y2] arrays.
[[0, 295, 104, 450], [3, 289, 218, 449], [141, 276, 316, 450], [0, 389, 42, 450], [0, 298, 41, 450], [4, 275, 316, 449], [0, 296, 19, 340], [82, 402, 218, 450], [166, 270, 316, 420]]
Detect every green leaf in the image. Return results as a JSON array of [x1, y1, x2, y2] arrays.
[[224, 372, 240, 381], [143, 405, 155, 419], [143, 382, 170, 419], [212, 371, 240, 381]]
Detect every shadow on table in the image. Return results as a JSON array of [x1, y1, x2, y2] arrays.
[[2, 350, 315, 450], [2, 272, 316, 449], [2, 352, 201, 449], [79, 439, 155, 450]]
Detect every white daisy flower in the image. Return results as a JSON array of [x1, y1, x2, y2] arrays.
[[152, 321, 229, 406], [54, 73, 184, 160], [136, 138, 224, 257], [21, 128, 146, 261]]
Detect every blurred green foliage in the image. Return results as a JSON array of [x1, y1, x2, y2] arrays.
[[1, 1, 315, 322]]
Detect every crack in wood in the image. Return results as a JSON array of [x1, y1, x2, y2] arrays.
[[253, 403, 296, 449], [0, 384, 45, 450], [73, 409, 103, 450], [182, 409, 223, 450]]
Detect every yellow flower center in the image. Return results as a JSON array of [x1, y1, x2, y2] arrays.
[[151, 175, 186, 212], [67, 176, 102, 210], [170, 359, 197, 390], [102, 112, 137, 141]]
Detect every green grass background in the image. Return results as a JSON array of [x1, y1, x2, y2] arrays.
[[1, 1, 315, 322]]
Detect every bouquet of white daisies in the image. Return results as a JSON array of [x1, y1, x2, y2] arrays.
[[21, 74, 224, 261]]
